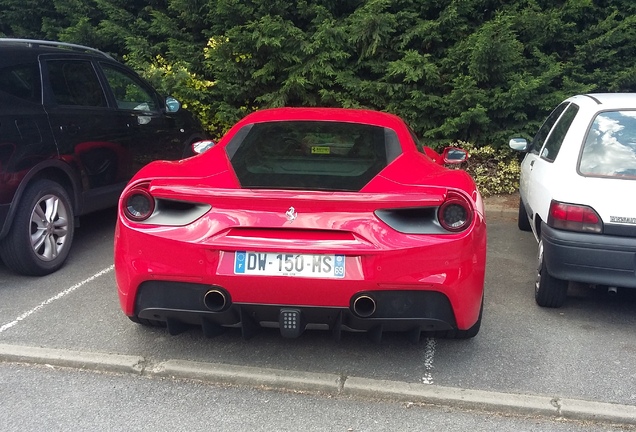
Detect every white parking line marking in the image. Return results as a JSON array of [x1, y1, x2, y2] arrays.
[[421, 337, 436, 384], [0, 265, 114, 334]]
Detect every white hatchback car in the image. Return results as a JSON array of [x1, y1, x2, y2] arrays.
[[510, 93, 636, 308]]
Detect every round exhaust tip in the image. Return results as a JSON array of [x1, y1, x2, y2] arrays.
[[203, 289, 229, 312], [353, 295, 376, 318]]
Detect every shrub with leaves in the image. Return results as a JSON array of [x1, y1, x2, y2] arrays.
[[452, 141, 521, 197], [136, 55, 219, 134]]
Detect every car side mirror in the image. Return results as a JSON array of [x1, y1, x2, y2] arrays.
[[165, 96, 181, 113], [441, 147, 468, 165], [509, 138, 529, 152], [192, 140, 215, 155]]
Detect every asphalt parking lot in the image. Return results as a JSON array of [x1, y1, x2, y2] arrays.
[[1, 200, 636, 423]]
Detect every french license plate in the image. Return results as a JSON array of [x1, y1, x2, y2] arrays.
[[234, 251, 345, 278]]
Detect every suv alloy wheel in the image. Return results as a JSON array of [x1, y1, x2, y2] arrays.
[[0, 179, 75, 275]]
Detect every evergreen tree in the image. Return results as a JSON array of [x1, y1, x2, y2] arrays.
[[1, 0, 634, 145]]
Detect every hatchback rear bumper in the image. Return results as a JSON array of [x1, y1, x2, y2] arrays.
[[541, 223, 636, 288]]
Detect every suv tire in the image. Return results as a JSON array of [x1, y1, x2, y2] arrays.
[[535, 238, 568, 308], [0, 179, 74, 276]]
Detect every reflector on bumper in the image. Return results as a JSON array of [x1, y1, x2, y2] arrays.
[[279, 308, 304, 338]]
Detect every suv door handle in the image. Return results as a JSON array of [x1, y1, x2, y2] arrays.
[[60, 124, 80, 135], [530, 160, 535, 167]]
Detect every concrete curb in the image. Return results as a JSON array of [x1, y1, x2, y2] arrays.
[[560, 398, 636, 425], [485, 207, 518, 217], [484, 194, 519, 216], [484, 202, 518, 216], [0, 343, 144, 375], [152, 359, 343, 394], [1, 343, 636, 425], [343, 376, 557, 417]]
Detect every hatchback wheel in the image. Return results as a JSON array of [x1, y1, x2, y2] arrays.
[[535, 239, 568, 308], [517, 198, 532, 232], [0, 179, 74, 276]]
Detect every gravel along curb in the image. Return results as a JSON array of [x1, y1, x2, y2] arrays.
[[1, 343, 636, 425]]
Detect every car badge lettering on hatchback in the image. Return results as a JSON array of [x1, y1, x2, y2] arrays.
[[285, 206, 297, 223], [610, 216, 636, 224]]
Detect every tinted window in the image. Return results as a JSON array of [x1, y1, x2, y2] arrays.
[[228, 121, 401, 191], [101, 63, 157, 111], [541, 103, 579, 162], [530, 102, 569, 154], [47, 60, 107, 107], [0, 64, 41, 103], [579, 110, 636, 178]]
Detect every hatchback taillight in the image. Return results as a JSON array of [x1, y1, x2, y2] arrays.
[[122, 185, 155, 222], [438, 193, 472, 232], [547, 200, 602, 233]]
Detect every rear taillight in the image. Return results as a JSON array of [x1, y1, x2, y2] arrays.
[[438, 193, 472, 232], [122, 185, 155, 222], [547, 200, 602, 233]]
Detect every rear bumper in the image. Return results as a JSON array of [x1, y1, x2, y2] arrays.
[[542, 223, 636, 288], [115, 212, 487, 335], [134, 281, 457, 339]]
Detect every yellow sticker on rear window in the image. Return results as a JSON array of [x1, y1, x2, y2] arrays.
[[311, 146, 330, 154]]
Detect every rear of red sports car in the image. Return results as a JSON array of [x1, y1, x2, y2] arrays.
[[114, 108, 486, 341]]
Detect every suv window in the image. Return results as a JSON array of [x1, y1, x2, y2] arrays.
[[579, 110, 636, 178], [530, 102, 569, 154], [47, 60, 107, 107], [540, 103, 579, 162], [0, 64, 41, 103], [101, 63, 158, 111]]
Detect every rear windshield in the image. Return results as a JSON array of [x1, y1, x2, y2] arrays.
[[226, 121, 402, 191], [579, 110, 636, 178]]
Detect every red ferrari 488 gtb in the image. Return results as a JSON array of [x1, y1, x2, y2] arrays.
[[114, 108, 487, 341]]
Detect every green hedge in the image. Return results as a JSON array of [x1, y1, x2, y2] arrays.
[[3, 1, 636, 147], [2, 0, 634, 171], [453, 142, 520, 196]]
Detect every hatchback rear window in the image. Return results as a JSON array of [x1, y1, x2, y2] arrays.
[[226, 121, 401, 191], [579, 110, 636, 178]]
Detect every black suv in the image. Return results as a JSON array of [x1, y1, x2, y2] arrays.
[[0, 39, 208, 276]]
